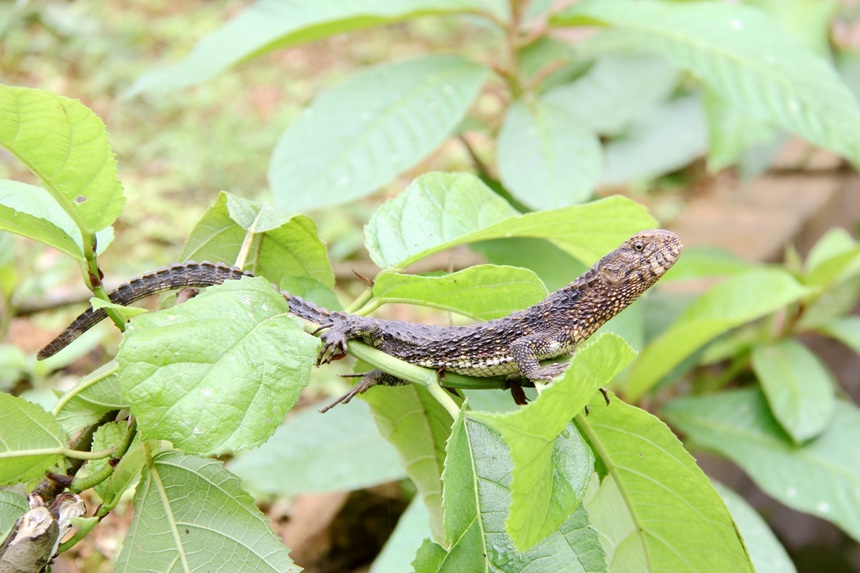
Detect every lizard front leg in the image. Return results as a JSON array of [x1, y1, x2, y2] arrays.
[[316, 318, 384, 366], [509, 332, 571, 381]]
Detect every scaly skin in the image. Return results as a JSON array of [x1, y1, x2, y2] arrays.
[[38, 230, 682, 409]]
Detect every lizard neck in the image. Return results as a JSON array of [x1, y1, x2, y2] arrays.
[[556, 265, 645, 345]]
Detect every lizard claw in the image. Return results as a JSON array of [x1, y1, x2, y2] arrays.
[[316, 325, 350, 366], [318, 370, 390, 413]]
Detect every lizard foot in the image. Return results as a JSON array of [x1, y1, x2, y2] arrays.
[[584, 388, 611, 416], [316, 325, 350, 366], [318, 370, 404, 413], [529, 362, 569, 382]]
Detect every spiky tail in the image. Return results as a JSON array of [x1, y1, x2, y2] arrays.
[[37, 261, 332, 359]]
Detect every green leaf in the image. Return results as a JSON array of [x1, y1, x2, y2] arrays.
[[816, 316, 860, 354], [663, 389, 860, 542], [180, 191, 335, 293], [712, 482, 797, 573], [0, 180, 81, 258], [497, 99, 601, 209], [129, 0, 500, 96], [582, 473, 641, 569], [371, 497, 431, 573], [414, 538, 447, 572], [542, 53, 681, 136], [119, 279, 319, 455], [116, 451, 298, 573], [90, 421, 127, 501], [600, 95, 708, 185], [373, 265, 548, 321], [0, 393, 66, 486], [663, 246, 750, 281], [626, 268, 809, 400], [803, 227, 860, 287], [473, 237, 586, 291], [364, 384, 457, 543], [54, 361, 126, 435], [269, 56, 488, 211], [91, 297, 149, 319], [554, 0, 860, 166], [0, 86, 124, 233], [365, 172, 656, 268], [100, 441, 149, 509], [751, 339, 835, 442], [703, 90, 775, 172], [580, 393, 754, 572], [228, 400, 405, 494], [0, 490, 29, 542], [473, 333, 635, 550], [750, 0, 836, 57], [432, 411, 607, 571]]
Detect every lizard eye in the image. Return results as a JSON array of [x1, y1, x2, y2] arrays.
[[633, 241, 645, 252]]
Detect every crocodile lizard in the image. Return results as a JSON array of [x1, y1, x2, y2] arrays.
[[38, 229, 682, 408]]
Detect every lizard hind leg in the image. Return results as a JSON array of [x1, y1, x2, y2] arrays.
[[318, 370, 407, 413]]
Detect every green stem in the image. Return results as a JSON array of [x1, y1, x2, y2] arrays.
[[344, 287, 375, 314], [354, 298, 383, 316], [346, 341, 463, 418], [57, 517, 99, 554], [69, 418, 137, 493], [504, 0, 526, 99], [0, 447, 117, 461], [80, 234, 126, 331]]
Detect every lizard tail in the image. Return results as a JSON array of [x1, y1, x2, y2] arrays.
[[36, 261, 334, 360]]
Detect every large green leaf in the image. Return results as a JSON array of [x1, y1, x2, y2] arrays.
[[542, 53, 681, 136], [0, 180, 81, 258], [119, 279, 319, 455], [497, 99, 602, 209], [116, 451, 298, 573], [600, 95, 708, 185], [180, 191, 335, 299], [54, 361, 126, 435], [626, 268, 809, 400], [129, 0, 501, 95], [554, 0, 860, 165], [473, 333, 635, 550], [269, 56, 488, 212], [702, 90, 775, 172], [371, 497, 431, 573], [816, 316, 860, 354], [751, 339, 835, 442], [0, 490, 29, 543], [802, 227, 860, 288], [0, 86, 124, 233], [0, 393, 66, 486], [579, 393, 754, 572], [713, 482, 797, 573], [663, 389, 860, 542], [364, 384, 457, 543], [365, 172, 656, 269], [228, 400, 405, 494], [419, 412, 607, 572], [472, 237, 586, 291], [373, 265, 548, 321]]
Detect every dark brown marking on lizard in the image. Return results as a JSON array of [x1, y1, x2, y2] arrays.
[[37, 230, 682, 410]]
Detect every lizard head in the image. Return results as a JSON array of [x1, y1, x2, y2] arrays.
[[596, 229, 682, 296]]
